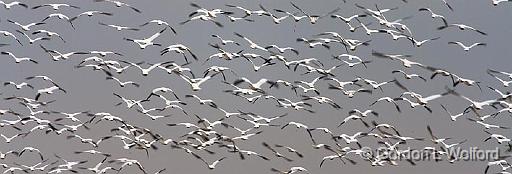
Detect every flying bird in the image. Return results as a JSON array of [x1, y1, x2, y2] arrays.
[[372, 50, 424, 68], [271, 167, 308, 174], [296, 37, 330, 49], [234, 32, 268, 51], [1, 51, 38, 64], [161, 44, 198, 63], [40, 45, 88, 61], [41, 13, 75, 28], [32, 3, 80, 10], [226, 15, 255, 22], [262, 142, 295, 162], [419, 8, 448, 26], [211, 34, 240, 46], [16, 30, 51, 44], [94, 0, 141, 13], [177, 71, 219, 91], [265, 45, 299, 55], [124, 28, 167, 49], [4, 81, 34, 90], [139, 19, 177, 34], [0, 30, 23, 45], [119, 60, 173, 76], [274, 144, 304, 158], [196, 156, 227, 170], [440, 104, 469, 121], [185, 94, 217, 108], [442, 0, 454, 11], [7, 19, 45, 31], [0, 1, 27, 9], [18, 147, 44, 161], [32, 30, 66, 42], [407, 36, 441, 47], [35, 85, 67, 100], [392, 70, 427, 81], [438, 23, 487, 35], [106, 75, 140, 88], [70, 11, 113, 22], [492, 0, 512, 5], [290, 2, 340, 24], [99, 22, 139, 31], [180, 14, 224, 27], [448, 41, 487, 51]]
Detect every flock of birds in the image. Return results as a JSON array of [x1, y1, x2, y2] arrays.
[[1, 0, 512, 173]]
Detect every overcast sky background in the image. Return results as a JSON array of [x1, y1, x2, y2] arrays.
[[1, 0, 511, 173]]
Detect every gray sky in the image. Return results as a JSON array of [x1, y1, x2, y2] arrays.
[[1, 0, 511, 173]]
